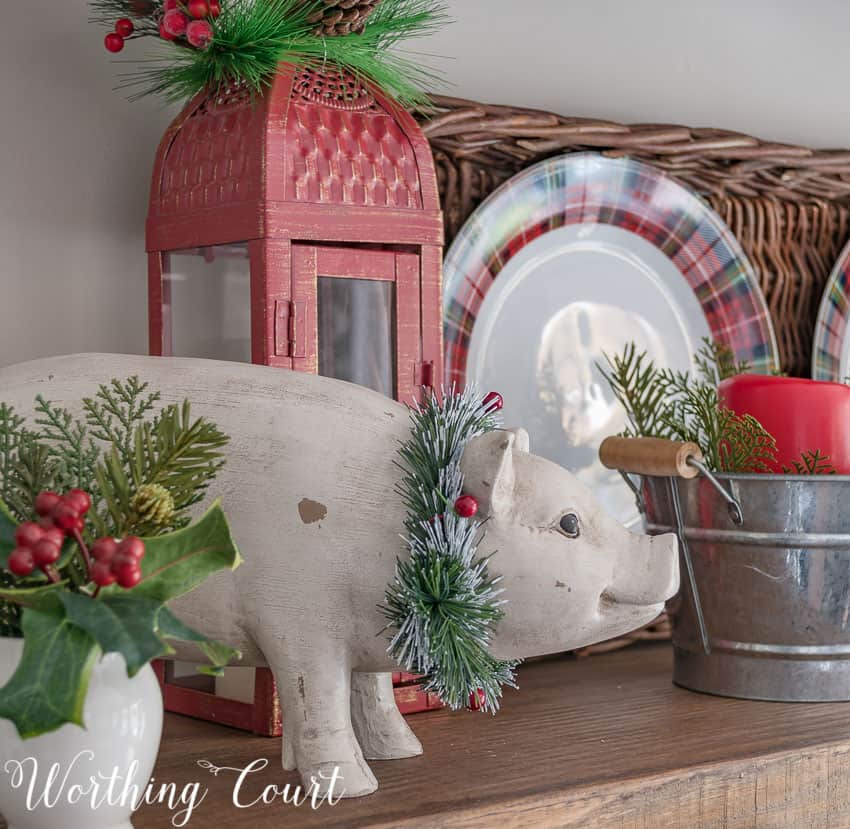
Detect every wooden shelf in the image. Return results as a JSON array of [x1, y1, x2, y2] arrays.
[[14, 644, 850, 827]]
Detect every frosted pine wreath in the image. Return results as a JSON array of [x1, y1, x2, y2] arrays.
[[90, 0, 447, 107], [382, 388, 519, 714]]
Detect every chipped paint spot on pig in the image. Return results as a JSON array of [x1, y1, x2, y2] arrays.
[[298, 498, 327, 524]]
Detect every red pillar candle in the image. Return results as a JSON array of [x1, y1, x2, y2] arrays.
[[718, 375, 850, 473]]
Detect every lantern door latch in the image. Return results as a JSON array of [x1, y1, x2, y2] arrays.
[[274, 300, 306, 358], [419, 361, 435, 389]]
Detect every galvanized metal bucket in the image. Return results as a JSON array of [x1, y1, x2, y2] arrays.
[[600, 436, 850, 702]]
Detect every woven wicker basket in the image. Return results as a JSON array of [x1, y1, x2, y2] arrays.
[[417, 95, 850, 377], [416, 94, 850, 655]]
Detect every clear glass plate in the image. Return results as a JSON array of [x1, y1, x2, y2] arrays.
[[444, 153, 778, 527]]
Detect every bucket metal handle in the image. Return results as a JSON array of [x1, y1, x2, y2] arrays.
[[599, 436, 745, 657], [598, 436, 744, 524]]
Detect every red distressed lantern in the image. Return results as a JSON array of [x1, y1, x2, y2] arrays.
[[147, 64, 443, 400], [146, 64, 444, 733]]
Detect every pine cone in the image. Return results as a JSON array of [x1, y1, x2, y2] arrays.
[[130, 483, 176, 530], [306, 0, 380, 36]]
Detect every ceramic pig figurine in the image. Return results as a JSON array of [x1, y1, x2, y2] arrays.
[[0, 355, 679, 798]]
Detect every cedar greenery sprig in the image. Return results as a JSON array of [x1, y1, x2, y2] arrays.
[[0, 378, 229, 637], [96, 0, 448, 108], [782, 450, 838, 475], [598, 338, 777, 473], [382, 388, 519, 714]]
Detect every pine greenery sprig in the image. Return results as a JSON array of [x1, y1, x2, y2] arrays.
[[383, 388, 519, 714], [105, 0, 448, 108], [0, 378, 228, 537]]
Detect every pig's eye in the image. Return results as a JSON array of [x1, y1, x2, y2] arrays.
[[558, 513, 581, 539]]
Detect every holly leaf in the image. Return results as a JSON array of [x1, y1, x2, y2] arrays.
[[157, 606, 240, 677], [0, 582, 65, 612], [0, 606, 100, 738], [58, 592, 169, 677], [0, 496, 17, 568], [131, 501, 242, 603]]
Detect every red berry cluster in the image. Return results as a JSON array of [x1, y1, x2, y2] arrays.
[[90, 536, 146, 589], [104, 18, 135, 53], [7, 490, 92, 577], [6, 488, 146, 592], [160, 0, 219, 50]]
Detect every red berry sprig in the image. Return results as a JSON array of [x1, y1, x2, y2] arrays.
[[103, 15, 135, 52], [90, 536, 146, 590], [454, 495, 479, 519]]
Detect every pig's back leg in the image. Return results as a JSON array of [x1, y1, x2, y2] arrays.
[[350, 673, 423, 760], [254, 631, 378, 798]]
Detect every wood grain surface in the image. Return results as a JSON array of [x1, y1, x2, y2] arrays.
[[7, 644, 850, 828]]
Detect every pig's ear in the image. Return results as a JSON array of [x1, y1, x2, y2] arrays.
[[460, 429, 526, 517], [505, 427, 530, 453]]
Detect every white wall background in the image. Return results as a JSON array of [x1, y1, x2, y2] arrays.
[[1, 0, 848, 367]]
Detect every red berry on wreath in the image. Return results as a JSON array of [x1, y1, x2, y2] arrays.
[[91, 537, 119, 562], [90, 560, 117, 588], [482, 391, 503, 413], [34, 491, 61, 517], [187, 0, 209, 18], [209, 0, 221, 17], [104, 32, 125, 52], [14, 521, 44, 549], [117, 536, 145, 561], [454, 495, 479, 519], [115, 17, 134, 37], [467, 688, 486, 710], [65, 489, 92, 516], [8, 548, 35, 577], [32, 538, 61, 567], [162, 9, 189, 36], [114, 562, 142, 589], [163, 0, 180, 10], [186, 19, 213, 48]]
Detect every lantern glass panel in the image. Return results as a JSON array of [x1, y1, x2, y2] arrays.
[[317, 277, 396, 397], [163, 244, 251, 362]]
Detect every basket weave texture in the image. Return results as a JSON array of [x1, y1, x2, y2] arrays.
[[417, 95, 850, 376]]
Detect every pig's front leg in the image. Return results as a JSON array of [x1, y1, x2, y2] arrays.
[[257, 637, 378, 798], [350, 673, 423, 760]]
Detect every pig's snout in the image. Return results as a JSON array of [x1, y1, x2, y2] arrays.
[[605, 532, 679, 607]]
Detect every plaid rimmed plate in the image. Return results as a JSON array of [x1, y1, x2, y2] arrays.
[[443, 153, 778, 526], [813, 239, 850, 381]]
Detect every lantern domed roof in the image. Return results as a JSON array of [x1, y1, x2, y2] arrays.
[[147, 65, 441, 251]]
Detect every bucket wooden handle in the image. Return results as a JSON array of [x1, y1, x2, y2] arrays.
[[599, 436, 704, 479]]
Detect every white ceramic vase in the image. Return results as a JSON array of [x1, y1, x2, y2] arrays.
[[0, 637, 163, 829]]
